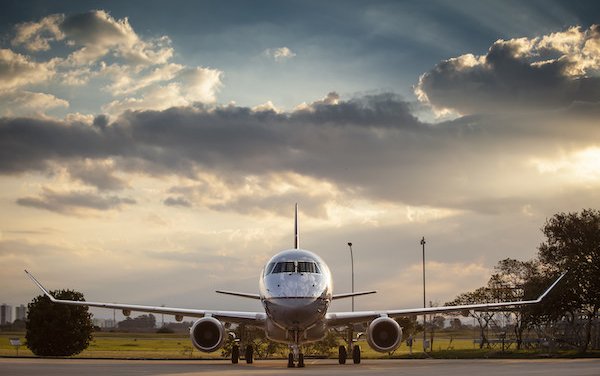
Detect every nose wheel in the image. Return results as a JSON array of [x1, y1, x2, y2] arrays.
[[287, 344, 305, 368]]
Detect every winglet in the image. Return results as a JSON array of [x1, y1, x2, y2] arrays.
[[535, 271, 567, 302], [294, 203, 299, 249], [24, 270, 57, 302]]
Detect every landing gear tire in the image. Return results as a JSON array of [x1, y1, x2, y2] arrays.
[[231, 345, 239, 364], [245, 345, 253, 364], [352, 345, 361, 364], [338, 345, 347, 364], [287, 353, 295, 368], [298, 353, 305, 368]]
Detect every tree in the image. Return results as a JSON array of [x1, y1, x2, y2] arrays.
[[118, 314, 156, 330], [489, 258, 544, 349], [446, 287, 496, 348], [26, 290, 94, 356], [538, 209, 600, 352]]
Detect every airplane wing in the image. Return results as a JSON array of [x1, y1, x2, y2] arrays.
[[25, 270, 266, 325], [326, 271, 566, 328], [215, 290, 261, 300], [332, 290, 377, 300]]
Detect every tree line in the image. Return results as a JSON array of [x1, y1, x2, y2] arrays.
[[444, 209, 600, 352]]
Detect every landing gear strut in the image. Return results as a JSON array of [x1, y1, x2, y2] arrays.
[[288, 340, 305, 368]]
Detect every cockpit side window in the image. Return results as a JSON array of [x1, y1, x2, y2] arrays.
[[265, 262, 276, 276]]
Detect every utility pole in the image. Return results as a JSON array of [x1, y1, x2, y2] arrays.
[[421, 236, 427, 352], [347, 242, 355, 312]]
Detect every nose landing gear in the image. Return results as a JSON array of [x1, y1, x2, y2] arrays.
[[287, 332, 305, 368]]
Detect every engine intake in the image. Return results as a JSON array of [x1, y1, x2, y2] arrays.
[[190, 317, 226, 352], [366, 316, 402, 352]]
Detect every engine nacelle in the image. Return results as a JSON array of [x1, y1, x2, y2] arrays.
[[190, 317, 226, 353], [366, 316, 402, 352]]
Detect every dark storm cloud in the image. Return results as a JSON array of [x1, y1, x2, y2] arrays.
[[2, 93, 599, 215], [416, 25, 600, 114], [16, 188, 136, 214]]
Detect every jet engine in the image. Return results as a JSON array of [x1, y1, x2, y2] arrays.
[[190, 317, 226, 352], [366, 316, 402, 352]]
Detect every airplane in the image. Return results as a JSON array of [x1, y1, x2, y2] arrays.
[[25, 204, 566, 367]]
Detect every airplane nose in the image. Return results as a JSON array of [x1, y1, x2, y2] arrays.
[[272, 274, 326, 299]]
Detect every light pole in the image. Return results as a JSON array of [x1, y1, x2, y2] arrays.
[[421, 236, 426, 352], [347, 242, 355, 312]]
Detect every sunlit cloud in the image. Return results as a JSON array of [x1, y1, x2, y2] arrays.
[[530, 147, 600, 183], [416, 24, 600, 115]]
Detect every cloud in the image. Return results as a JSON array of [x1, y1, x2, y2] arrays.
[[0, 91, 68, 116], [0, 49, 55, 91], [11, 10, 172, 67], [11, 13, 65, 52], [177, 67, 223, 103], [58, 10, 173, 66], [415, 25, 600, 115], [264, 47, 296, 62], [3, 10, 223, 117], [67, 159, 129, 191], [102, 83, 190, 114], [104, 63, 184, 96], [164, 196, 192, 207], [3, 91, 600, 218], [16, 188, 136, 215]]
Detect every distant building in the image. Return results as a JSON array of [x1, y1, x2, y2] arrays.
[[0, 304, 12, 325], [15, 304, 27, 321]]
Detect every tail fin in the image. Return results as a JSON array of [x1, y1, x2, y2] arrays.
[[294, 203, 299, 249]]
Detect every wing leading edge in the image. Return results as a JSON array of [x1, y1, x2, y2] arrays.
[[326, 271, 566, 328], [24, 270, 266, 325]]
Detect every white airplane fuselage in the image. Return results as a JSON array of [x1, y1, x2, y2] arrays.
[[259, 248, 333, 344]]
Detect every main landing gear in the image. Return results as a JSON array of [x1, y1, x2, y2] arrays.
[[338, 345, 361, 364], [230, 344, 254, 364]]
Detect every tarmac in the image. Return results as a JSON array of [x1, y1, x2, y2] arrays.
[[1, 357, 600, 376]]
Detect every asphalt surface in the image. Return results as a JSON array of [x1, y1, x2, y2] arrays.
[[1, 358, 600, 376]]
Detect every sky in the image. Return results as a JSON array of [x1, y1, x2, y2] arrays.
[[2, 0, 600, 321]]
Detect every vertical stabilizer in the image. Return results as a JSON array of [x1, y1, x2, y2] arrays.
[[294, 203, 299, 249]]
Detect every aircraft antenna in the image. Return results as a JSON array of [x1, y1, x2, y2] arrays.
[[294, 203, 299, 249]]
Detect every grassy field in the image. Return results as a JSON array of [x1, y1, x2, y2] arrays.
[[1, 331, 597, 359], [0, 331, 221, 359]]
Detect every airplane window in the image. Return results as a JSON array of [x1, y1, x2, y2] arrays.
[[297, 262, 320, 273], [272, 262, 295, 273]]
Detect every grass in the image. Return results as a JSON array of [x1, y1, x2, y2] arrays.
[[2, 331, 598, 359], [0, 331, 221, 359]]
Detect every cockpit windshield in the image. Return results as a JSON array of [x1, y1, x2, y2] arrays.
[[273, 262, 295, 273], [268, 261, 321, 274], [298, 261, 320, 273]]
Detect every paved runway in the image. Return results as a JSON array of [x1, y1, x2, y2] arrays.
[[1, 358, 600, 376]]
